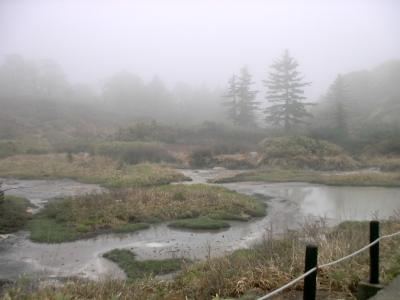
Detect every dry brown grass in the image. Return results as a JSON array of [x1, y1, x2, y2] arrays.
[[0, 154, 188, 187], [362, 156, 400, 171]]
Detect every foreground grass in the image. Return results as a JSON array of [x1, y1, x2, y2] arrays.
[[29, 184, 265, 242], [103, 249, 184, 280], [214, 168, 400, 187], [0, 195, 31, 234], [5, 220, 400, 299], [0, 154, 188, 187]]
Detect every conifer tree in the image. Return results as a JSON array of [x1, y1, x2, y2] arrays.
[[264, 50, 312, 132], [328, 74, 349, 138], [236, 67, 259, 127], [223, 74, 239, 125]]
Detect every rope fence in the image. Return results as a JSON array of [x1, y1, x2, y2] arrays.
[[257, 221, 400, 300]]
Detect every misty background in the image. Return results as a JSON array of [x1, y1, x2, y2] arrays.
[[1, 0, 399, 96], [0, 0, 399, 153]]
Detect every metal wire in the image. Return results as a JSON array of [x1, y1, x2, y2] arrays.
[[257, 229, 400, 300]]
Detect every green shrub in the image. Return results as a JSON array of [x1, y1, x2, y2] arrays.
[[93, 141, 175, 164], [190, 149, 215, 168]]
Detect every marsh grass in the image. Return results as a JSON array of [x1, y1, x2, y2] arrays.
[[0, 195, 32, 234], [0, 154, 188, 187], [215, 169, 400, 187], [5, 219, 400, 299], [363, 156, 400, 172], [259, 136, 359, 171], [103, 249, 185, 280], [29, 184, 265, 242]]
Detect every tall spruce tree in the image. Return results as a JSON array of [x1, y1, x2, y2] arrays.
[[223, 74, 239, 125], [264, 50, 312, 132], [328, 74, 349, 138], [236, 67, 259, 127]]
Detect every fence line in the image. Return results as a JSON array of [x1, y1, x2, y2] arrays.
[[257, 227, 400, 300]]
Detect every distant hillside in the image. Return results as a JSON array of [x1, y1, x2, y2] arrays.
[[311, 60, 400, 151]]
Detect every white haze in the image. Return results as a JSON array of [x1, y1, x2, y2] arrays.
[[0, 0, 399, 100]]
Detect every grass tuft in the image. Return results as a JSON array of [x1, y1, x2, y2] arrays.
[[0, 195, 32, 234], [168, 217, 230, 230]]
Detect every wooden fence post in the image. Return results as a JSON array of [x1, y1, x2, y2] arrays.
[[303, 244, 318, 300], [370, 220, 380, 284]]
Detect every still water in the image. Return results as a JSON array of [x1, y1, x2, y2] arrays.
[[0, 171, 399, 280]]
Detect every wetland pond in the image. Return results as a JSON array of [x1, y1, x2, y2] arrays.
[[1, 169, 400, 280]]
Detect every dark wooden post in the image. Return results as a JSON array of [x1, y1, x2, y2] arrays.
[[370, 220, 380, 284], [0, 189, 4, 205], [303, 244, 318, 300]]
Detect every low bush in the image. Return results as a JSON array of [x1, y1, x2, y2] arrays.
[[259, 136, 359, 170], [93, 141, 176, 164], [190, 149, 216, 168]]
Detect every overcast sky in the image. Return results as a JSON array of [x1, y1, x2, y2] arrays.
[[1, 0, 399, 100]]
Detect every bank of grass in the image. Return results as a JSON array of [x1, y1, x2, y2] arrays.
[[0, 195, 32, 234], [362, 156, 400, 172], [0, 154, 188, 187], [214, 168, 400, 187], [28, 218, 150, 243], [29, 184, 265, 243], [5, 219, 400, 299], [259, 136, 359, 170], [103, 249, 185, 280], [168, 217, 230, 230]]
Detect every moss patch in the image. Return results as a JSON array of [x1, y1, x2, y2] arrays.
[[168, 217, 230, 230], [103, 249, 184, 280]]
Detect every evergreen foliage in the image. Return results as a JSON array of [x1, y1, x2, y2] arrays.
[[264, 50, 312, 132], [223, 74, 239, 125], [223, 67, 259, 127], [327, 74, 349, 138]]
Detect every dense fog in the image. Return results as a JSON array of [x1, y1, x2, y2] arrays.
[[1, 0, 399, 98], [2, 2, 400, 298]]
